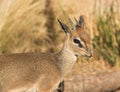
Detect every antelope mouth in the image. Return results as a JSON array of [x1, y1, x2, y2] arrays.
[[77, 50, 93, 58], [84, 53, 92, 58], [82, 49, 93, 58]]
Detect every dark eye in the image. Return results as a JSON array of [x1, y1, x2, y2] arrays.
[[73, 38, 83, 48]]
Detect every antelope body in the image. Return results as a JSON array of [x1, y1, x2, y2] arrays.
[[0, 16, 92, 92]]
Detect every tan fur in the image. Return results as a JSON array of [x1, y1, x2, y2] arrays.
[[0, 53, 61, 92], [0, 17, 92, 92]]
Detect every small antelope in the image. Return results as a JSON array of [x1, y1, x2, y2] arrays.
[[0, 15, 92, 92]]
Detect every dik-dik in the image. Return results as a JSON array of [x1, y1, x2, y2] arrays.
[[0, 16, 92, 92]]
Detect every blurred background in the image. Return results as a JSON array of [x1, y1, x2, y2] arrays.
[[0, 0, 120, 82]]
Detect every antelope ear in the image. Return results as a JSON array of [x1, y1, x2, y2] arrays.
[[57, 19, 70, 34], [79, 15, 84, 28]]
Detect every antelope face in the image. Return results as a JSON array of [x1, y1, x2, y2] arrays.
[[58, 15, 92, 58], [70, 28, 92, 58]]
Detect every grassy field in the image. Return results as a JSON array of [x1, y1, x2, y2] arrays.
[[0, 0, 120, 72]]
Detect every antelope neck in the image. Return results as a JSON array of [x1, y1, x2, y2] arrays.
[[55, 41, 77, 78]]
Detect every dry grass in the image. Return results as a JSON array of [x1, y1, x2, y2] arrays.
[[0, 0, 119, 72], [0, 1, 119, 92], [0, 0, 53, 53]]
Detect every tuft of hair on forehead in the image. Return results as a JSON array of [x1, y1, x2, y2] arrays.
[[79, 30, 90, 44]]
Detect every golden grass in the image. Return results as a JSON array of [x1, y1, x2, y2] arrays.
[[0, 0, 119, 68], [0, 0, 53, 53]]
